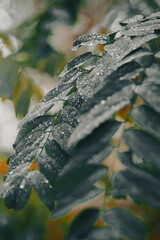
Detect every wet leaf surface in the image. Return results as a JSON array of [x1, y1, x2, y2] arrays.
[[72, 34, 110, 51]]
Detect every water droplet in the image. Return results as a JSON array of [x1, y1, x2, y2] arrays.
[[19, 180, 25, 189]]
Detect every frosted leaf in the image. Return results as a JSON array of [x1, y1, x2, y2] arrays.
[[76, 59, 107, 100], [51, 123, 74, 151], [59, 68, 84, 86], [104, 34, 158, 60], [68, 121, 120, 165], [120, 24, 160, 37], [69, 100, 129, 147], [76, 73, 101, 100], [121, 47, 152, 65], [18, 84, 72, 129], [0, 163, 32, 210], [120, 15, 144, 25], [72, 33, 110, 51], [145, 12, 160, 20], [68, 92, 84, 109], [1, 160, 53, 210], [58, 106, 78, 128], [59, 52, 94, 77], [104, 36, 133, 59], [15, 131, 44, 154], [137, 19, 160, 26], [28, 171, 53, 209], [135, 83, 160, 113], [14, 116, 53, 148], [69, 82, 135, 146]]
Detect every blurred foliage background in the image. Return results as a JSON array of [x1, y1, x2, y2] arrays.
[[0, 0, 160, 239]]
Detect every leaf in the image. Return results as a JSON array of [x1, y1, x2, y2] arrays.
[[112, 152, 160, 208], [131, 105, 160, 140], [104, 34, 158, 60], [0, 213, 14, 240], [69, 80, 135, 146], [68, 92, 84, 109], [59, 68, 84, 86], [14, 115, 53, 148], [15, 80, 33, 117], [59, 52, 95, 77], [121, 47, 153, 66], [87, 226, 122, 240], [0, 163, 53, 210], [0, 56, 19, 99], [135, 83, 160, 113], [50, 164, 108, 218], [18, 84, 73, 128], [120, 15, 144, 25], [119, 23, 160, 37], [72, 34, 110, 51], [123, 129, 160, 170], [58, 106, 78, 128], [66, 208, 99, 240], [51, 123, 74, 152], [68, 120, 120, 165], [39, 140, 68, 182], [103, 208, 146, 240]]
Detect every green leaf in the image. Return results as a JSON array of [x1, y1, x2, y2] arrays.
[[0, 163, 53, 210], [69, 80, 135, 146], [104, 34, 158, 60], [58, 106, 78, 128], [0, 56, 19, 98], [103, 208, 146, 240], [112, 152, 160, 208], [87, 226, 122, 240], [123, 129, 160, 170], [50, 164, 108, 218], [131, 105, 160, 140], [120, 15, 144, 25], [18, 84, 73, 128], [66, 208, 99, 240], [135, 83, 160, 113], [72, 34, 110, 51], [59, 52, 95, 77], [69, 120, 120, 164]]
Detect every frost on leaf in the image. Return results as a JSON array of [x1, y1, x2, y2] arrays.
[[0, 163, 53, 210], [72, 33, 110, 51], [120, 15, 144, 25], [69, 81, 135, 146], [59, 52, 95, 77], [18, 84, 73, 128]]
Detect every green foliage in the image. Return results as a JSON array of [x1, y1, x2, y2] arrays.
[[0, 0, 84, 117], [1, 1, 160, 239]]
